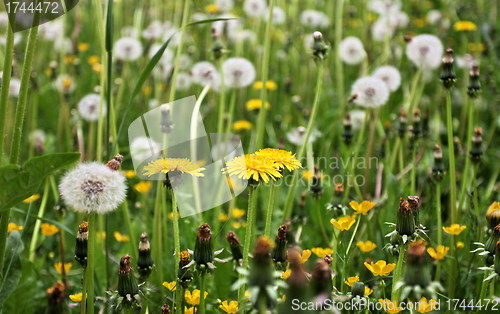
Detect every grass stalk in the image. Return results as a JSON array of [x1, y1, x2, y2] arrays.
[[445, 91, 457, 224]]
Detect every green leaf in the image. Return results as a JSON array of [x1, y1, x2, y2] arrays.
[[0, 231, 24, 307], [0, 153, 81, 212]]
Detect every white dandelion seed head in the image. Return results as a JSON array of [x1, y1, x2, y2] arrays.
[[175, 72, 193, 91], [392, 11, 409, 28], [59, 163, 127, 214], [349, 110, 367, 130], [216, 0, 234, 12], [222, 57, 256, 88], [287, 126, 322, 146], [142, 20, 164, 41], [300, 10, 330, 28], [244, 0, 267, 18], [406, 34, 444, 69], [191, 61, 220, 88], [426, 10, 442, 25], [368, 0, 401, 15], [54, 37, 73, 53], [78, 94, 106, 122], [179, 54, 193, 70], [130, 137, 161, 165], [339, 37, 366, 65], [371, 17, 396, 42], [351, 76, 390, 108], [7, 78, 21, 97], [39, 20, 63, 41], [212, 14, 241, 41], [114, 37, 143, 61], [372, 65, 401, 91], [53, 74, 76, 94], [162, 25, 181, 47], [268, 7, 286, 25]]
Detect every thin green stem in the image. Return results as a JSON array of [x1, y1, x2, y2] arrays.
[[445, 91, 457, 224], [86, 213, 97, 314], [168, 0, 190, 103], [28, 181, 50, 262], [238, 186, 257, 304], [172, 190, 180, 278], [391, 242, 408, 302], [264, 183, 276, 238], [458, 98, 475, 213], [436, 183, 442, 246], [334, 0, 345, 116], [0, 27, 14, 160], [199, 272, 206, 314], [341, 217, 361, 293], [410, 145, 417, 194]]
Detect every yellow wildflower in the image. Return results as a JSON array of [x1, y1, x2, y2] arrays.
[[134, 181, 152, 194], [379, 299, 403, 314], [184, 307, 195, 314], [223, 154, 282, 183], [231, 208, 245, 219], [302, 170, 314, 181], [349, 200, 375, 215], [311, 247, 333, 258], [219, 300, 238, 314], [114, 231, 130, 242], [78, 42, 89, 52], [218, 213, 229, 222], [300, 250, 311, 263], [454, 21, 477, 31], [412, 18, 426, 28], [23, 194, 40, 203], [443, 224, 466, 235], [54, 262, 72, 274], [233, 120, 253, 131], [330, 215, 356, 231], [97, 231, 106, 240], [205, 4, 219, 14], [344, 276, 359, 287], [246, 99, 270, 111], [415, 297, 439, 313], [253, 80, 278, 91], [185, 289, 208, 306], [468, 43, 485, 52], [457, 241, 464, 249], [365, 287, 373, 296], [427, 245, 449, 260], [281, 269, 291, 279], [7, 223, 23, 233], [356, 241, 377, 253], [143, 158, 206, 177], [364, 260, 396, 276], [88, 55, 100, 65], [69, 293, 83, 302], [92, 63, 102, 73], [162, 281, 177, 291], [41, 223, 60, 236]]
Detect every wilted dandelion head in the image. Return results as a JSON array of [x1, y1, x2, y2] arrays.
[[406, 34, 444, 69], [339, 36, 366, 65], [77, 94, 106, 122], [114, 37, 143, 61], [300, 10, 330, 28], [350, 76, 389, 108], [222, 57, 256, 88], [243, 0, 267, 18], [372, 65, 401, 91], [59, 158, 127, 214]]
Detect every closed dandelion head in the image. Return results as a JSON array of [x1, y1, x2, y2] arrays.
[[137, 232, 154, 279], [311, 259, 332, 296], [59, 157, 127, 214], [396, 197, 416, 236], [194, 223, 214, 268], [469, 127, 483, 163], [467, 63, 481, 98], [75, 221, 88, 267], [339, 37, 366, 65], [406, 34, 444, 69], [222, 154, 282, 185], [117, 255, 140, 299], [272, 225, 288, 264], [114, 37, 143, 61], [486, 202, 500, 228], [77, 94, 106, 122], [222, 57, 256, 88], [350, 76, 389, 108], [226, 231, 243, 262], [311, 31, 329, 61], [431, 144, 445, 182], [440, 48, 456, 89], [372, 65, 401, 91]]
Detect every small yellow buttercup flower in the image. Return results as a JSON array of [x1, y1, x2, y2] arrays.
[[23, 194, 40, 203], [378, 299, 403, 313], [364, 260, 396, 276], [365, 287, 373, 296], [457, 241, 465, 249], [233, 120, 253, 131], [88, 55, 100, 65], [281, 269, 291, 279], [219, 300, 238, 314], [302, 170, 314, 181], [344, 276, 359, 287], [443, 224, 467, 235], [356, 241, 377, 253], [311, 247, 333, 258], [69, 293, 83, 302], [330, 215, 356, 231], [414, 297, 439, 313], [113, 231, 130, 242], [162, 281, 176, 291], [134, 181, 152, 194], [454, 21, 477, 31], [350, 200, 375, 215], [78, 43, 89, 52], [300, 249, 312, 263], [468, 43, 485, 52], [246, 99, 270, 111], [185, 289, 208, 306], [184, 307, 195, 314], [41, 223, 60, 236], [54, 262, 72, 274], [218, 213, 229, 222], [253, 80, 278, 91], [231, 208, 245, 219], [205, 4, 219, 14], [427, 245, 449, 260], [8, 223, 23, 233]]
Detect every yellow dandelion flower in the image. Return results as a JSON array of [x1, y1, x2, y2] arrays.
[[69, 293, 83, 302], [8, 223, 23, 233], [302, 170, 314, 181], [205, 4, 219, 13], [457, 241, 464, 249], [92, 63, 102, 73], [281, 269, 291, 279], [233, 120, 253, 131], [218, 213, 229, 222], [378, 299, 403, 314], [134, 181, 152, 194], [300, 250, 311, 263], [185, 289, 208, 306], [114, 231, 130, 242], [64, 55, 77, 65], [356, 241, 377, 253], [54, 262, 72, 274], [41, 223, 60, 236], [23, 194, 40, 203], [246, 99, 270, 111], [88, 55, 100, 65], [143, 158, 206, 177], [222, 154, 282, 183], [253, 80, 278, 91], [364, 260, 396, 276], [344, 276, 359, 287], [454, 21, 477, 31], [443, 224, 466, 235], [231, 208, 245, 219], [365, 287, 373, 296], [184, 307, 195, 314], [330, 215, 356, 231], [414, 297, 439, 313], [219, 300, 238, 314], [311, 247, 333, 258], [244, 290, 252, 300], [486, 201, 500, 221], [255, 148, 302, 172], [78, 43, 89, 52], [468, 42, 485, 52], [412, 18, 426, 28], [162, 281, 177, 291], [426, 245, 449, 260], [349, 200, 375, 215]]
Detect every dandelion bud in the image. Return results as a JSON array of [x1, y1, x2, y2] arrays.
[[467, 63, 481, 98], [351, 281, 366, 298], [249, 237, 275, 310], [194, 223, 214, 270], [272, 225, 288, 265], [495, 241, 500, 276], [440, 48, 456, 89], [397, 110, 407, 138], [469, 128, 483, 163], [422, 110, 430, 137], [106, 154, 123, 171], [160, 104, 174, 134], [75, 221, 88, 267], [118, 255, 140, 298], [432, 144, 445, 182], [312, 31, 329, 61], [310, 165, 323, 198], [211, 28, 225, 60], [334, 183, 344, 197], [396, 197, 416, 236], [484, 225, 500, 260], [411, 109, 421, 139], [407, 196, 421, 227], [284, 220, 296, 245], [311, 260, 332, 296], [226, 231, 243, 262], [342, 113, 354, 145], [178, 251, 193, 289], [486, 202, 500, 229], [137, 232, 154, 279], [161, 304, 171, 314], [46, 281, 66, 313]]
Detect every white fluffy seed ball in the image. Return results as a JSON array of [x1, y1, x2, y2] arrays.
[[222, 57, 256, 88], [78, 94, 106, 122], [350, 76, 390, 108], [406, 34, 444, 69], [114, 37, 143, 61], [372, 65, 401, 91], [339, 37, 366, 65]]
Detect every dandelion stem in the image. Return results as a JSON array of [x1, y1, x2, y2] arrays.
[[238, 185, 257, 304], [445, 91, 457, 224], [410, 144, 417, 194], [391, 242, 408, 302], [478, 269, 490, 301], [172, 190, 180, 278], [199, 272, 207, 314], [458, 97, 475, 214], [334, 0, 345, 116], [436, 183, 443, 246], [283, 63, 324, 220], [86, 213, 97, 314], [0, 26, 14, 161], [264, 183, 276, 238], [168, 0, 190, 103]]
